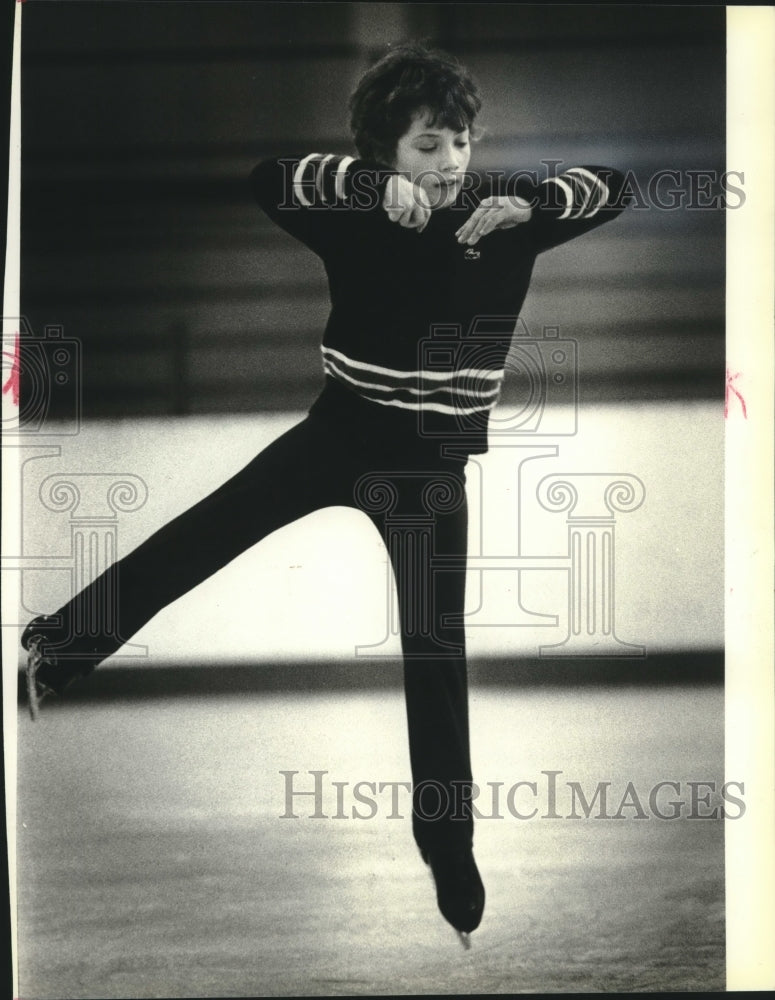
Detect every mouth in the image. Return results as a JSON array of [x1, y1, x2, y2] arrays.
[[425, 176, 461, 211]]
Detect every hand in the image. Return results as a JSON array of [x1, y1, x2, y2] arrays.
[[383, 175, 432, 232], [455, 195, 532, 245]]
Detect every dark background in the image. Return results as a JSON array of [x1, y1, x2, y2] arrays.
[[20, 2, 726, 418]]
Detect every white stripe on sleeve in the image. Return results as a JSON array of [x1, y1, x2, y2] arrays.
[[544, 176, 574, 220], [315, 154, 335, 202], [565, 167, 610, 219], [292, 153, 322, 207], [335, 155, 355, 201]]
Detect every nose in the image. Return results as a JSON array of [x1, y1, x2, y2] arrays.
[[438, 141, 462, 175]]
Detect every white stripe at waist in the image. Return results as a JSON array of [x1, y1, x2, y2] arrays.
[[323, 355, 502, 400], [321, 345, 504, 383], [320, 345, 504, 416]]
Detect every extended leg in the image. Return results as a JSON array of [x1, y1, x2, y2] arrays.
[[22, 414, 356, 701]]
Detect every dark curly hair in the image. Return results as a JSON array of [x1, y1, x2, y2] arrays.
[[349, 43, 482, 167]]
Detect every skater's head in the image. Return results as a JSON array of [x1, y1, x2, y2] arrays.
[[349, 43, 481, 208]]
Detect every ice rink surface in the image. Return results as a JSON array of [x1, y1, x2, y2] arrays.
[[11, 402, 725, 994], [17, 683, 725, 997]]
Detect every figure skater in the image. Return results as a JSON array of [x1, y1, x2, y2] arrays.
[[22, 43, 626, 944]]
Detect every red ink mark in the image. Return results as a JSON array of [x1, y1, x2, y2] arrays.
[[2, 333, 20, 406], [725, 368, 747, 419]]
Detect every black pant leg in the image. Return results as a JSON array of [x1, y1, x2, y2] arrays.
[[361, 462, 474, 852], [39, 415, 355, 664]]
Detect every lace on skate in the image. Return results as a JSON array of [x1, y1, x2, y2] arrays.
[[25, 638, 57, 722]]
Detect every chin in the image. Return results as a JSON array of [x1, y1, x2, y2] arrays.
[[428, 185, 458, 210]]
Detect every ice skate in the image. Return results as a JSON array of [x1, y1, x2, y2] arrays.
[[421, 846, 485, 945], [25, 638, 59, 721], [22, 617, 92, 721]]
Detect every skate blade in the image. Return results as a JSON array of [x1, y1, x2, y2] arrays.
[[26, 648, 42, 722], [457, 931, 472, 950]]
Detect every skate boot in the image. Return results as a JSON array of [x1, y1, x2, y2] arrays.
[[21, 616, 94, 720], [421, 845, 485, 947]]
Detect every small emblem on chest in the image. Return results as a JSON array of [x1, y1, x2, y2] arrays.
[[464, 247, 481, 260]]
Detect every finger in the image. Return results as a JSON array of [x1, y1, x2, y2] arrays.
[[408, 203, 423, 228], [454, 211, 476, 239], [398, 205, 416, 228], [464, 206, 503, 245], [455, 206, 484, 238], [455, 196, 495, 235], [467, 209, 503, 245], [415, 205, 431, 232], [457, 201, 503, 242], [455, 206, 487, 243], [414, 188, 433, 214], [386, 198, 406, 223], [401, 200, 430, 230]]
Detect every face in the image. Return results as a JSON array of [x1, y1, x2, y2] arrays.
[[391, 111, 472, 209]]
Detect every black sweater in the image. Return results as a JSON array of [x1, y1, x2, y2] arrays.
[[250, 154, 626, 455]]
